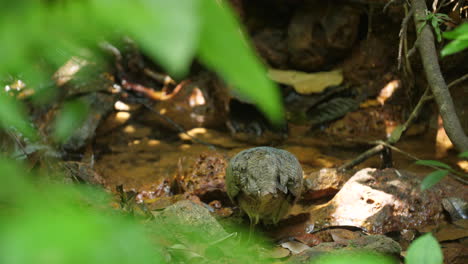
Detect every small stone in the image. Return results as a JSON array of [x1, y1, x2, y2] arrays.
[[152, 200, 228, 243]]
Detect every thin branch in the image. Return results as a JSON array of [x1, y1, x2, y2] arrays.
[[338, 144, 385, 172], [379, 141, 468, 184], [398, 6, 415, 70], [411, 0, 468, 151]]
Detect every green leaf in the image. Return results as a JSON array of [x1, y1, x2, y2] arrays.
[[417, 21, 427, 34], [420, 170, 449, 191], [443, 23, 468, 40], [432, 23, 443, 42], [0, 93, 37, 140], [52, 100, 89, 143], [435, 13, 450, 20], [405, 233, 443, 264], [415, 159, 452, 169], [0, 158, 32, 201], [197, 0, 283, 124], [459, 151, 468, 159], [91, 0, 200, 77], [442, 39, 468, 56]]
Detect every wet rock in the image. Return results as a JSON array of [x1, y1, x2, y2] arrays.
[[349, 235, 401, 255], [302, 168, 350, 201], [309, 168, 444, 234], [153, 200, 228, 243], [342, 37, 393, 97], [253, 28, 289, 68], [140, 194, 201, 211], [323, 105, 403, 146], [226, 99, 287, 145], [289, 235, 400, 263], [442, 197, 468, 222], [53, 58, 113, 97], [287, 0, 360, 71], [180, 153, 229, 202]]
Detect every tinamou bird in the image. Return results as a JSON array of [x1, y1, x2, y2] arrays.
[[225, 147, 303, 234]]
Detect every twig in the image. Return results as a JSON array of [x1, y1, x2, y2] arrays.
[[6, 130, 28, 159], [398, 6, 415, 70], [340, 71, 468, 172], [383, 0, 402, 13], [143, 68, 175, 86], [338, 144, 385, 172], [121, 79, 187, 101], [379, 141, 468, 184], [447, 72, 468, 89], [395, 86, 431, 141]]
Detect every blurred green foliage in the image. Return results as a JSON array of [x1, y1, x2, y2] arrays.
[[0, 1, 449, 263], [405, 233, 443, 264], [0, 93, 37, 140], [52, 100, 89, 143], [0, 0, 283, 142], [418, 11, 452, 42], [0, 159, 162, 264], [442, 22, 468, 56]]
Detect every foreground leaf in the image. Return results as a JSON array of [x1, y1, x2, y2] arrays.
[[459, 151, 468, 159], [421, 170, 449, 191], [442, 23, 468, 56], [441, 39, 468, 56], [0, 93, 37, 140], [442, 22, 468, 39], [53, 100, 89, 143], [405, 233, 443, 264], [415, 160, 452, 169], [197, 0, 283, 124]]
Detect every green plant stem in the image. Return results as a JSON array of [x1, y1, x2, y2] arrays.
[[379, 141, 468, 184]]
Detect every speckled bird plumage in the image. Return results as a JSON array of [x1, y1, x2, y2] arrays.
[[225, 147, 303, 225]]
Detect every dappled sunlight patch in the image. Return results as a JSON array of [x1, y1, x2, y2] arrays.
[[377, 79, 401, 106], [116, 111, 131, 122], [456, 160, 468, 172], [435, 115, 453, 158], [114, 100, 130, 111], [123, 124, 136, 134]]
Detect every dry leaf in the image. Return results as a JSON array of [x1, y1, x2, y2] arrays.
[[280, 241, 310, 254], [268, 69, 343, 95]]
